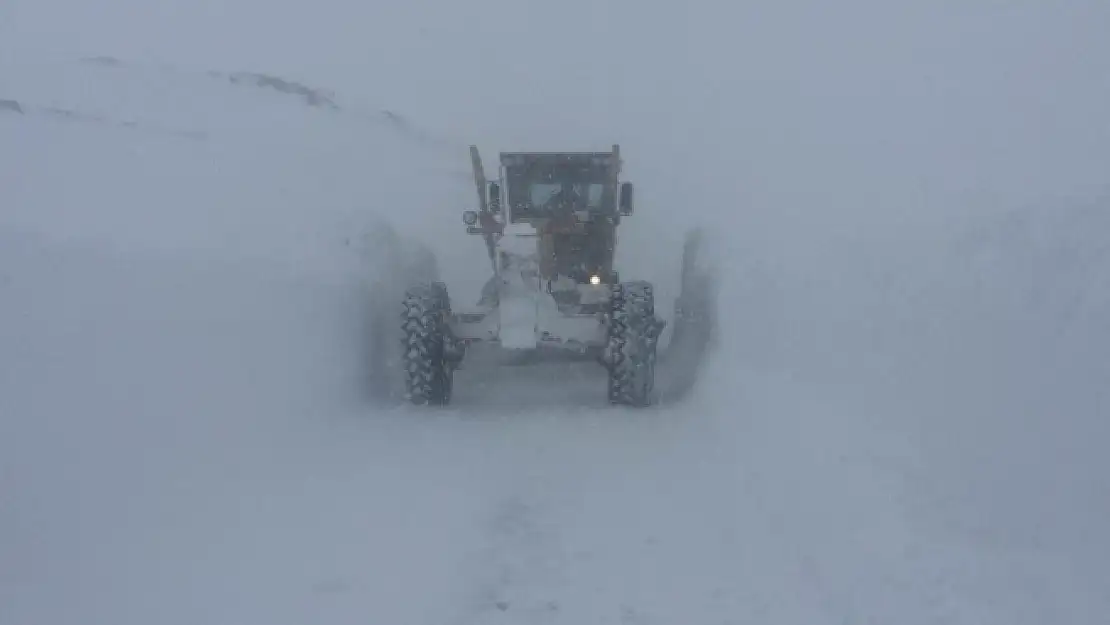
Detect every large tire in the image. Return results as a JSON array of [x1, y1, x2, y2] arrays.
[[401, 282, 460, 405], [606, 281, 665, 406]]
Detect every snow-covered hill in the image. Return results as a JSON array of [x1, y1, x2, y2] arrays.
[[4, 1, 1110, 622]]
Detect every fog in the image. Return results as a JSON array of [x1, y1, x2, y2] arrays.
[[2, 1, 1108, 623]]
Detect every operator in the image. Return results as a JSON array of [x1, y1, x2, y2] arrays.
[[544, 181, 583, 217], [542, 182, 585, 286]]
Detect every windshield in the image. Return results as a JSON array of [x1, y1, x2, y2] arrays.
[[507, 166, 613, 219], [527, 182, 605, 210]]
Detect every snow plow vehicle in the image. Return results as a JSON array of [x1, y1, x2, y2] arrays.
[[397, 144, 712, 407]]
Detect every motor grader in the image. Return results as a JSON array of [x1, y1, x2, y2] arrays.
[[400, 145, 666, 406]]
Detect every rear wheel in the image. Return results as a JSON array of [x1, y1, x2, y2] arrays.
[[401, 282, 461, 405], [606, 281, 665, 406]]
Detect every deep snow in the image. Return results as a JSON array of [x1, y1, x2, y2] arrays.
[[3, 2, 1110, 623]]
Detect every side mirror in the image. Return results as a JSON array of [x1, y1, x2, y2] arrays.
[[488, 182, 501, 213], [462, 210, 479, 226], [619, 181, 634, 216]]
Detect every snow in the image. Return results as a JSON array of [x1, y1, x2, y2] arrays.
[[3, 2, 1110, 623]]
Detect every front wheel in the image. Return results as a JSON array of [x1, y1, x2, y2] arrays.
[[401, 282, 460, 405], [605, 281, 665, 406]]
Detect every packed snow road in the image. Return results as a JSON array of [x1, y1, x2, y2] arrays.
[[3, 231, 1104, 625]]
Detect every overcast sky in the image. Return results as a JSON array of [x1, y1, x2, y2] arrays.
[[5, 0, 1108, 255]]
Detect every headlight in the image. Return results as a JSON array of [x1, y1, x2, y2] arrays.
[[462, 210, 479, 226], [589, 275, 601, 285]]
